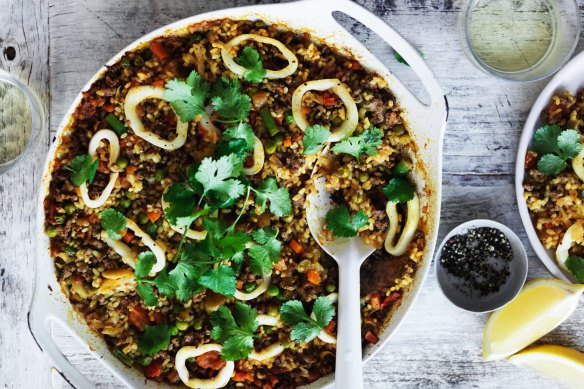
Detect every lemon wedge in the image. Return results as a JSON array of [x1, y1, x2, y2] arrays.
[[508, 345, 584, 387], [483, 278, 584, 361]]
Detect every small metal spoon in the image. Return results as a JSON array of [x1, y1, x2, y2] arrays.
[[306, 175, 375, 389]]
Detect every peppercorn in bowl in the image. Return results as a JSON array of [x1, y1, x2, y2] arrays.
[[29, 1, 447, 388]]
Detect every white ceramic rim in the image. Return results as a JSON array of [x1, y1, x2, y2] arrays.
[[28, 1, 447, 388], [434, 219, 528, 313], [515, 50, 584, 283]]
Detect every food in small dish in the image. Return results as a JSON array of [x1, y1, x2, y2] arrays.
[[523, 90, 584, 282], [43, 18, 427, 388]]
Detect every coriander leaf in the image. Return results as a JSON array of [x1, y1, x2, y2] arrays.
[[302, 124, 331, 155], [280, 300, 308, 325], [382, 177, 415, 203], [211, 302, 258, 361], [566, 256, 584, 283], [223, 122, 255, 152], [218, 230, 251, 259], [216, 138, 248, 161], [312, 296, 335, 327], [290, 321, 323, 343], [138, 324, 171, 355], [136, 283, 158, 307], [198, 265, 236, 297], [533, 124, 563, 155], [253, 177, 292, 217], [135, 251, 156, 278], [163, 70, 210, 122], [557, 129, 582, 160], [537, 154, 567, 176], [101, 209, 127, 240], [194, 154, 245, 203], [211, 77, 251, 121], [331, 127, 382, 158], [168, 259, 206, 301], [68, 154, 99, 186], [281, 297, 334, 343], [231, 251, 245, 275], [152, 269, 175, 298], [236, 46, 266, 83], [325, 206, 368, 238], [248, 227, 282, 275]]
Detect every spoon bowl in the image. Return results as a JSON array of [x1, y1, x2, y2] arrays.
[[306, 175, 375, 389]]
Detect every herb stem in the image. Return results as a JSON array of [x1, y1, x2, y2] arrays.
[[227, 185, 252, 233]]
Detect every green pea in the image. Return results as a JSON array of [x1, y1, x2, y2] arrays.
[[125, 191, 136, 200], [146, 222, 158, 237], [172, 305, 184, 315], [267, 285, 280, 297], [136, 355, 152, 366], [176, 321, 189, 331], [338, 166, 350, 178], [64, 246, 77, 257], [133, 56, 145, 67], [273, 133, 284, 145], [393, 160, 412, 176], [267, 303, 279, 317], [243, 282, 257, 293], [264, 326, 274, 334], [119, 198, 132, 209], [46, 226, 58, 238], [54, 215, 66, 225], [64, 202, 77, 215], [138, 213, 149, 225], [170, 325, 178, 336], [285, 112, 295, 124], [121, 58, 131, 68], [325, 283, 336, 293], [358, 172, 369, 183], [193, 317, 204, 330], [265, 140, 278, 155], [281, 339, 291, 348], [392, 124, 405, 135], [282, 214, 293, 223], [116, 157, 129, 170], [331, 116, 344, 127], [154, 169, 166, 182]]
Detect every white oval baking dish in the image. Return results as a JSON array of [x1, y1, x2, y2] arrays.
[[28, 0, 447, 387], [516, 50, 584, 283]]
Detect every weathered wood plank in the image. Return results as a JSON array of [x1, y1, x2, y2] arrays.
[[0, 0, 52, 388], [7, 0, 584, 388]]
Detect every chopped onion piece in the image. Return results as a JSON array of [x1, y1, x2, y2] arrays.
[[79, 129, 120, 208], [556, 222, 584, 271], [100, 217, 166, 274], [175, 344, 234, 389], [242, 136, 265, 176], [291, 79, 358, 142], [160, 192, 207, 241], [124, 85, 188, 150], [249, 314, 285, 361], [221, 34, 298, 80], [313, 293, 337, 344], [384, 193, 420, 256], [234, 272, 271, 301]]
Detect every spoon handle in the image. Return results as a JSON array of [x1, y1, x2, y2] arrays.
[[335, 261, 363, 389]]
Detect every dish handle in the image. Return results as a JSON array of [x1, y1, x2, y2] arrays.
[[310, 0, 447, 123], [28, 298, 94, 389]]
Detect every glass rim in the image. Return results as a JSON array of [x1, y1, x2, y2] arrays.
[[0, 69, 47, 175], [460, 0, 581, 83]]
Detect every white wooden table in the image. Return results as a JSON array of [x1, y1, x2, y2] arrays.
[[1, 0, 584, 387]]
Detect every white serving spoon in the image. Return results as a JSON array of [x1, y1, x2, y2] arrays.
[[306, 175, 376, 389]]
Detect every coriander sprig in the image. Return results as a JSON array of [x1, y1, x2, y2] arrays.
[[235, 46, 266, 84], [325, 205, 368, 238], [331, 127, 382, 159], [532, 124, 582, 176], [67, 154, 99, 186], [382, 177, 415, 203], [211, 302, 259, 360], [281, 297, 335, 343]]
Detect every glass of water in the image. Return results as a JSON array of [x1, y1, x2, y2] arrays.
[[461, 0, 581, 82], [0, 69, 46, 176]]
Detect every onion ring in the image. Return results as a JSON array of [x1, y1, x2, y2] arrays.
[[221, 34, 298, 80], [312, 293, 338, 344], [124, 85, 188, 150], [242, 136, 265, 176], [249, 315, 285, 361], [291, 79, 358, 142], [384, 193, 420, 256], [78, 129, 120, 208], [160, 190, 207, 241], [234, 272, 271, 301], [175, 344, 234, 389], [573, 148, 584, 182]]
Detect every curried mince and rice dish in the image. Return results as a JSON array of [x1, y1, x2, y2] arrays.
[[524, 90, 584, 283], [44, 19, 427, 388]]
